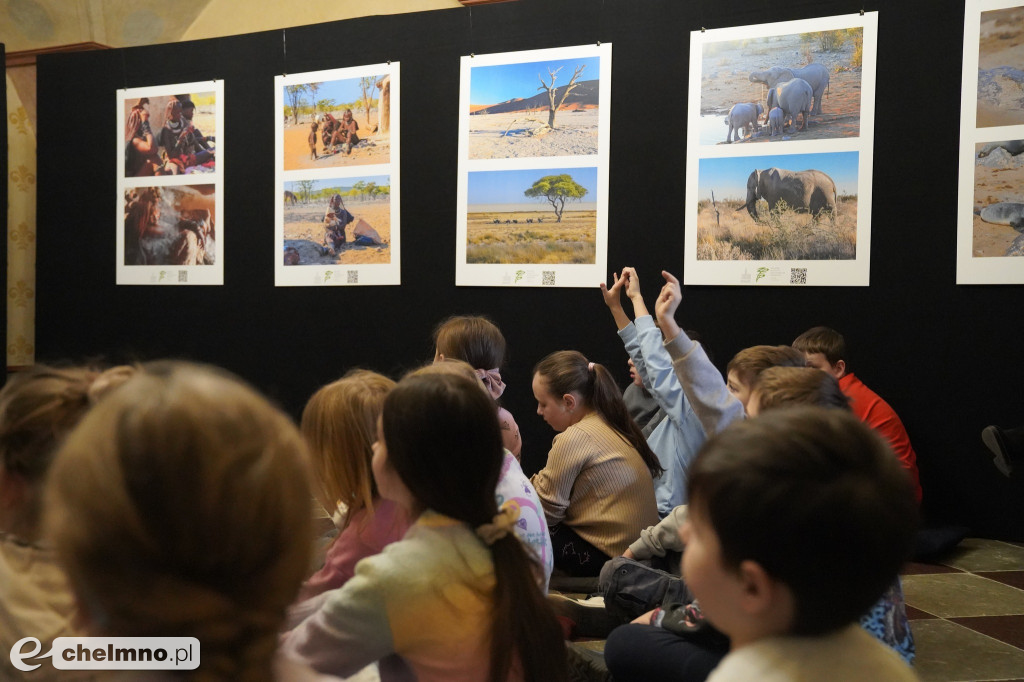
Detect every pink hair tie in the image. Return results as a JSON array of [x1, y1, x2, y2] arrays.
[[475, 368, 506, 400], [588, 362, 595, 372]]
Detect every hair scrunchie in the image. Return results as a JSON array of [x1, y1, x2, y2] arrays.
[[587, 362, 595, 372], [476, 500, 521, 546], [475, 368, 506, 400]]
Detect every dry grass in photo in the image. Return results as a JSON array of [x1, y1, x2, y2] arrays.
[[696, 197, 857, 261], [466, 209, 596, 264]]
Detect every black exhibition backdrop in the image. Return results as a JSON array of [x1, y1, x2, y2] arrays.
[[33, 0, 1024, 539]]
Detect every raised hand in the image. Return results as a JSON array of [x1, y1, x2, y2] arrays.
[[599, 271, 627, 310], [655, 271, 683, 337]]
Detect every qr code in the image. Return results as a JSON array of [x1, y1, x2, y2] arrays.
[[177, 271, 188, 283], [347, 270, 359, 284], [790, 268, 807, 284], [542, 271, 556, 286]]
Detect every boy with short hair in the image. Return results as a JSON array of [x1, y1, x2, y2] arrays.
[[685, 407, 918, 681], [792, 326, 922, 502]]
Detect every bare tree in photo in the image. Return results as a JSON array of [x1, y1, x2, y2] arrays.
[[285, 84, 310, 124], [359, 77, 377, 126], [538, 64, 586, 129], [295, 179, 316, 204], [309, 82, 321, 116], [525, 174, 588, 222]]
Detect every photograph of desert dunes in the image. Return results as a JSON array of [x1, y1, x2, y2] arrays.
[[466, 167, 597, 264], [468, 55, 601, 159]]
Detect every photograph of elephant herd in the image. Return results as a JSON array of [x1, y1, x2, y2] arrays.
[[699, 28, 862, 145], [696, 152, 858, 261]]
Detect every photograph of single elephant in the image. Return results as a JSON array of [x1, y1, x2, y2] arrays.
[[977, 6, 1024, 128], [697, 27, 864, 145], [696, 151, 859, 261], [973, 139, 1024, 256], [467, 55, 602, 160]]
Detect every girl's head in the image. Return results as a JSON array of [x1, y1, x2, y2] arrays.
[[433, 315, 506, 370], [533, 350, 663, 478], [0, 364, 134, 541], [45, 362, 313, 679], [301, 369, 395, 521], [375, 371, 502, 522], [375, 370, 567, 681]]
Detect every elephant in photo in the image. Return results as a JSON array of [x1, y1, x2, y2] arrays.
[[739, 167, 838, 223], [725, 102, 764, 143], [768, 107, 784, 137], [750, 64, 830, 115], [766, 78, 813, 132]]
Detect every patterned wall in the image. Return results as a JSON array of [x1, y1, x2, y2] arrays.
[[5, 70, 36, 367]]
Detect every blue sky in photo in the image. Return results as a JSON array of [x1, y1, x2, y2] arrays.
[[468, 167, 597, 204], [698, 152, 860, 200], [285, 176, 389, 192], [470, 56, 601, 105], [285, 76, 386, 108]]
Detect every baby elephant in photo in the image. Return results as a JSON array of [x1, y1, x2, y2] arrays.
[[767, 78, 813, 133], [725, 102, 764, 143], [768, 107, 784, 137], [309, 122, 319, 161]]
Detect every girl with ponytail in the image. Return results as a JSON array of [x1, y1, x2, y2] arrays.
[[531, 350, 662, 576], [284, 371, 567, 681]]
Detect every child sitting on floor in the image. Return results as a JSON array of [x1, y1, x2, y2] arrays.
[[284, 371, 567, 681], [44, 361, 343, 681], [681, 407, 918, 681], [290, 370, 409, 620]]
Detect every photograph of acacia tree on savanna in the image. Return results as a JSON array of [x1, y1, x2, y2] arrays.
[[973, 139, 1024, 256], [696, 152, 858, 261], [977, 6, 1024, 128], [282, 74, 390, 170], [468, 55, 601, 159], [282, 176, 391, 266], [698, 28, 863, 145], [466, 167, 597, 264]]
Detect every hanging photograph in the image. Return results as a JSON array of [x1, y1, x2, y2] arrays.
[[685, 12, 877, 286], [457, 44, 611, 287], [958, 1, 1024, 283], [117, 80, 223, 285], [275, 64, 400, 286]]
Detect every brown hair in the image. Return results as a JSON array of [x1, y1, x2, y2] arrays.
[[725, 345, 806, 389], [300, 369, 395, 526], [0, 364, 135, 538], [791, 326, 847, 368], [381, 372, 566, 681], [45, 362, 313, 682], [688, 407, 917, 636], [433, 315, 506, 370], [751, 366, 850, 413], [534, 350, 663, 478]]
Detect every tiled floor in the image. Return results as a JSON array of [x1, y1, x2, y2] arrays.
[[903, 538, 1024, 682], [567, 538, 1024, 681]]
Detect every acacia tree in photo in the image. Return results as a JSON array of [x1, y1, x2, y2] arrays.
[[285, 84, 310, 124], [295, 179, 316, 204], [525, 174, 588, 222], [308, 82, 321, 115], [359, 77, 378, 125], [537, 64, 586, 129]]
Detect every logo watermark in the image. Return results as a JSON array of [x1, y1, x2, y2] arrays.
[[11, 637, 199, 671]]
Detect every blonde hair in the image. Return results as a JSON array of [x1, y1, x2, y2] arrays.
[[300, 369, 395, 526], [0, 364, 135, 537], [44, 362, 313, 682]]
